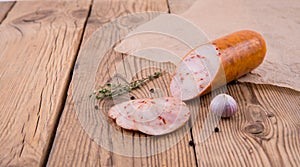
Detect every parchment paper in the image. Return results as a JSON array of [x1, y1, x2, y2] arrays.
[[116, 0, 300, 91]]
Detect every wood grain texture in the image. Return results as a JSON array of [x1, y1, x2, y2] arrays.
[[47, 0, 197, 167], [0, 0, 91, 166], [192, 83, 300, 166], [82, 0, 169, 43], [0, 2, 15, 24], [167, 1, 300, 165], [46, 0, 299, 167]]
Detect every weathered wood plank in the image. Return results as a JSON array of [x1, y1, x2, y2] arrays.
[[0, 0, 92, 166], [0, 2, 15, 24], [192, 83, 300, 166], [48, 0, 197, 166], [166, 0, 300, 165]]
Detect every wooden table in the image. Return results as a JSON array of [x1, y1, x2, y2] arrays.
[[0, 1, 299, 166]]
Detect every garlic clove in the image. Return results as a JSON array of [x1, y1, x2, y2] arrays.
[[210, 94, 238, 118]]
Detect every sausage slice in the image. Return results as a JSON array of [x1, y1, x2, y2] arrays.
[[108, 97, 190, 135]]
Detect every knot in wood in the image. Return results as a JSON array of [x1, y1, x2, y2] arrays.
[[13, 10, 56, 25], [72, 9, 88, 19], [244, 123, 264, 134]]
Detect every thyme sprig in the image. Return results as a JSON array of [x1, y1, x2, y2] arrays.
[[91, 72, 162, 99]]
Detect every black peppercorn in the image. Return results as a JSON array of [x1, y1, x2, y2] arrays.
[[130, 96, 135, 100], [188, 140, 195, 147], [149, 88, 154, 93], [214, 127, 219, 132]]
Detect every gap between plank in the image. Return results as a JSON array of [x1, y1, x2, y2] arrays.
[[0, 1, 16, 24], [41, 0, 197, 166], [166, 0, 171, 13], [166, 0, 200, 165], [189, 121, 199, 167], [41, 1, 94, 167]]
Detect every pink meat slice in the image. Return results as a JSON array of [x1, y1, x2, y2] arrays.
[[108, 97, 190, 135], [170, 44, 220, 101]]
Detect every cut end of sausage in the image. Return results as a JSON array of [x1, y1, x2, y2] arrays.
[[108, 97, 190, 135], [170, 44, 220, 101]]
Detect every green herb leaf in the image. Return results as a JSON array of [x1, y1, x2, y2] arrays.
[[91, 72, 162, 99]]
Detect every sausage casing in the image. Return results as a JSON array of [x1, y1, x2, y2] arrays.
[[170, 30, 267, 100]]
